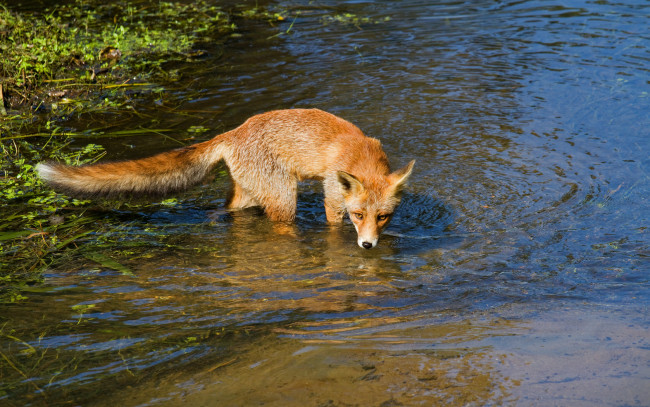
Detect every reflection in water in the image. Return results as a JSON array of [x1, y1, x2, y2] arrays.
[[96, 316, 525, 407], [1, 0, 648, 405]]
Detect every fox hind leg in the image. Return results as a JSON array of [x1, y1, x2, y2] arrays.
[[228, 167, 298, 222], [226, 182, 260, 210], [259, 177, 298, 222]]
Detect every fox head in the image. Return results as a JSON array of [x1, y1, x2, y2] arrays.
[[338, 160, 415, 249]]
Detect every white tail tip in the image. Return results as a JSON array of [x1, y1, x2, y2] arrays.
[[35, 162, 55, 180]]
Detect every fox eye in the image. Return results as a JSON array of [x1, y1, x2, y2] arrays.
[[353, 212, 364, 220], [377, 214, 391, 221]]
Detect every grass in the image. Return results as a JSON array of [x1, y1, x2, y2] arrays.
[[0, 1, 289, 108], [0, 137, 106, 302]]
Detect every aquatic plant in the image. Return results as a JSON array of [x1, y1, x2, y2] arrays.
[[0, 136, 106, 301], [321, 13, 391, 28], [0, 1, 287, 109]]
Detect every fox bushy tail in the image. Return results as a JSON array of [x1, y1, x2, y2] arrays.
[[36, 139, 227, 197]]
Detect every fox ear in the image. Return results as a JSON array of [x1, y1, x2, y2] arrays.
[[337, 171, 365, 197], [388, 160, 415, 194]]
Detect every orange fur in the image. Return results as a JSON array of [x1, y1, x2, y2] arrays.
[[36, 109, 415, 248]]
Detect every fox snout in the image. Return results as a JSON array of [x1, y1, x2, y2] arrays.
[[348, 211, 392, 249], [358, 233, 379, 250]]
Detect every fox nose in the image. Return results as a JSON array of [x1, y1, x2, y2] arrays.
[[361, 241, 373, 249]]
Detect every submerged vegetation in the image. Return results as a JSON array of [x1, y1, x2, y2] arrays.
[[0, 138, 105, 302]]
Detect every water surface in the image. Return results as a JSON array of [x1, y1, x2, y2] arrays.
[[2, 0, 648, 405]]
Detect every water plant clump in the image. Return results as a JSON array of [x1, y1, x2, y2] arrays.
[[0, 0, 287, 109], [321, 13, 391, 28], [0, 137, 106, 301]]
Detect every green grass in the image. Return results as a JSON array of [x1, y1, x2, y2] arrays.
[[0, 137, 106, 301], [0, 1, 288, 108]]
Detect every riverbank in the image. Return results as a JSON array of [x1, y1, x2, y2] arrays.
[[0, 1, 286, 109]]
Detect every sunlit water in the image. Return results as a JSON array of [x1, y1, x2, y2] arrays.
[[2, 0, 648, 405]]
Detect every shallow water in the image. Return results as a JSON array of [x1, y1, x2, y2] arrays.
[[2, 0, 649, 405]]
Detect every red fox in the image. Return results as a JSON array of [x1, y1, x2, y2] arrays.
[[36, 109, 414, 249]]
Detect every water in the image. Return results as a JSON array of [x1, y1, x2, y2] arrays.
[[2, 0, 649, 405]]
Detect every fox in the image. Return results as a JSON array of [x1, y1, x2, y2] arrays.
[[36, 108, 415, 249]]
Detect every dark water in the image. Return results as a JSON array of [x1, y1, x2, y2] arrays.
[[2, 0, 649, 405]]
